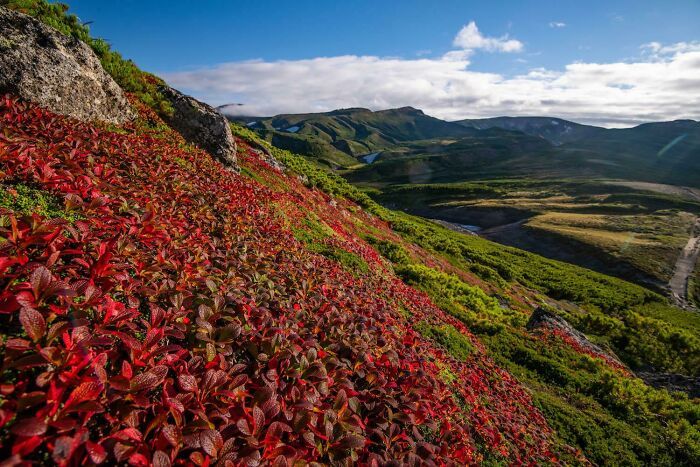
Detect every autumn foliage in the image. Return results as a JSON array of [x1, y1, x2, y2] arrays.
[[0, 95, 560, 465]]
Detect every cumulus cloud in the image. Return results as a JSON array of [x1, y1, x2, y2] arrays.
[[163, 39, 700, 128], [549, 21, 566, 28], [452, 21, 523, 53], [641, 41, 700, 57]]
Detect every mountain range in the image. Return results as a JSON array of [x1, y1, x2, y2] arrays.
[[232, 108, 700, 187]]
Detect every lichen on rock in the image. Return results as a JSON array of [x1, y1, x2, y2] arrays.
[[159, 85, 238, 169], [0, 6, 135, 124]]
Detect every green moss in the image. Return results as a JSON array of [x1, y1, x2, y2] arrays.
[[291, 213, 369, 276], [313, 244, 369, 276], [0, 183, 79, 221]]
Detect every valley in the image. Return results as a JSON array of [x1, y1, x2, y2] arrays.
[[369, 179, 700, 299], [239, 108, 700, 305]]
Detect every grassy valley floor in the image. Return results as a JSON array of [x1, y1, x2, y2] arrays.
[[370, 179, 700, 298]]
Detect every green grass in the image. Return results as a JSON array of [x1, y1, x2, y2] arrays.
[[290, 212, 369, 276], [372, 179, 700, 291]]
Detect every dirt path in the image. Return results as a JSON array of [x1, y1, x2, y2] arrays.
[[669, 218, 700, 309]]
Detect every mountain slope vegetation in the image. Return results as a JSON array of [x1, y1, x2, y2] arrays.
[[455, 116, 604, 145], [236, 107, 476, 168], [0, 2, 699, 465]]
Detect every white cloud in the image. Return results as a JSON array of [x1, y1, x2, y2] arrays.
[[549, 21, 566, 28], [452, 21, 523, 53], [163, 40, 700, 128], [641, 41, 700, 57]]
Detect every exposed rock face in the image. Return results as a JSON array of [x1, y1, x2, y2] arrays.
[[0, 6, 134, 124], [527, 306, 625, 367], [637, 372, 700, 398], [159, 85, 237, 169], [244, 136, 285, 171]]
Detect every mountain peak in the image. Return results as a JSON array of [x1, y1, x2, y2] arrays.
[[385, 106, 425, 115], [326, 107, 372, 115]]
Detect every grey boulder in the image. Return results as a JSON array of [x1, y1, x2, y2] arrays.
[[527, 306, 625, 367], [0, 6, 135, 124], [159, 85, 238, 169]]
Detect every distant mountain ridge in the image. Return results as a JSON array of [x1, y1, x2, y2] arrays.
[[455, 116, 605, 145], [231, 105, 700, 187], [252, 106, 468, 142], [228, 106, 477, 167]]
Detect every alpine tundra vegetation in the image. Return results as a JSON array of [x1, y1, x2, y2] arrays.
[[0, 1, 699, 466]]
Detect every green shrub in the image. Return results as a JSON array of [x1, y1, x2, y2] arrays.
[[415, 321, 474, 361], [364, 236, 411, 265]]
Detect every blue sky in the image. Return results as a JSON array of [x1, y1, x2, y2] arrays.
[[64, 0, 700, 126]]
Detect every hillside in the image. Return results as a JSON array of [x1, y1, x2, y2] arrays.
[[559, 120, 700, 187], [343, 129, 554, 185], [0, 2, 699, 466], [240, 108, 700, 189], [231, 107, 475, 168], [455, 116, 604, 145]]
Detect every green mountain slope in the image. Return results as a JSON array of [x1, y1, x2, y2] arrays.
[[560, 120, 700, 187], [231, 106, 476, 168], [455, 116, 605, 145], [344, 129, 555, 185]]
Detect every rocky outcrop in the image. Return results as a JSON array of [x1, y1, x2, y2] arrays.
[[159, 85, 237, 169], [244, 136, 285, 171], [0, 6, 134, 124], [527, 306, 625, 367], [636, 372, 700, 398]]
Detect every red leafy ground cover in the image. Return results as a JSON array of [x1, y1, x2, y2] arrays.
[[0, 95, 560, 465], [538, 329, 630, 375]]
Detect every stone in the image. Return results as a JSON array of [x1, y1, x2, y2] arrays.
[[636, 371, 700, 398], [159, 85, 238, 169], [0, 6, 135, 124], [526, 306, 625, 367]]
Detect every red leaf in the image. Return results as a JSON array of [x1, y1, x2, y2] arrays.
[[236, 418, 251, 436], [19, 307, 46, 342], [86, 441, 107, 464], [64, 380, 102, 408], [10, 417, 47, 437], [199, 429, 223, 457], [152, 450, 171, 467], [12, 434, 43, 457], [253, 406, 265, 434], [30, 266, 52, 300], [130, 365, 168, 391], [335, 434, 366, 450], [178, 374, 197, 392]]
